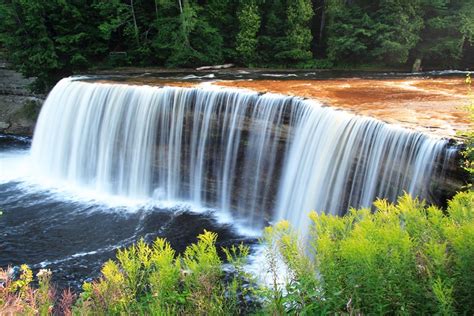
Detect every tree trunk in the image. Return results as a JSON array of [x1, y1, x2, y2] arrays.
[[130, 0, 140, 45], [319, 0, 326, 44], [178, 0, 191, 47], [154, 0, 159, 20], [412, 58, 422, 72]]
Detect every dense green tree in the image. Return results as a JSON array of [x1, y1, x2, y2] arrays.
[[148, 0, 180, 65], [0, 1, 59, 91], [414, 0, 474, 68], [151, 0, 223, 67], [275, 0, 315, 66], [311, 0, 327, 57], [93, 0, 134, 65], [258, 0, 288, 65], [325, 2, 377, 63], [372, 0, 423, 65], [325, 0, 423, 65], [236, 0, 261, 66], [1, 0, 473, 91], [0, 0, 108, 91], [94, 0, 160, 65], [459, 2, 474, 44], [173, 0, 224, 66], [204, 0, 239, 61]]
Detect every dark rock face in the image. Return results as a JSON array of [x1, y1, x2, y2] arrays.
[[0, 60, 44, 135], [430, 145, 468, 208]]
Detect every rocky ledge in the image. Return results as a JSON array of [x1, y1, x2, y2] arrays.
[[216, 78, 472, 139], [97, 75, 472, 140], [0, 60, 44, 135]]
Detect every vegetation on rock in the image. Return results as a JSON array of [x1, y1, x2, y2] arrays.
[[13, 99, 42, 122]]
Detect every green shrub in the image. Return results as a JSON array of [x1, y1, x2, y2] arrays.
[[264, 191, 474, 315], [259, 220, 321, 315], [458, 73, 474, 186], [75, 230, 254, 315], [0, 265, 54, 315], [298, 59, 334, 69]]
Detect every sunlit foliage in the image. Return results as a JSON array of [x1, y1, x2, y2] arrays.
[[75, 230, 253, 315], [264, 191, 474, 315], [1, 0, 472, 92], [2, 192, 473, 314]]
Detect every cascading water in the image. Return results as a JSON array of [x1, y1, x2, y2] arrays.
[[31, 79, 295, 227], [276, 112, 452, 236], [31, 78, 453, 234]]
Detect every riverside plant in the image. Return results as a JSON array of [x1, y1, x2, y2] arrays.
[[1, 192, 473, 315], [264, 191, 474, 315], [74, 230, 255, 315], [459, 72, 474, 185], [0, 266, 69, 315]]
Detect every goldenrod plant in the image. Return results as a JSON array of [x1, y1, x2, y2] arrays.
[[36, 269, 54, 315], [265, 191, 474, 315], [74, 230, 254, 315], [0, 266, 55, 315], [260, 220, 320, 315]]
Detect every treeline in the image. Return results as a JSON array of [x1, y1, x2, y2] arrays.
[[0, 0, 473, 91]]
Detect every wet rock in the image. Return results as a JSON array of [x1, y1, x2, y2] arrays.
[[0, 59, 44, 135]]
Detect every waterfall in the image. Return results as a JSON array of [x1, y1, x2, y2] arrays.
[[31, 78, 452, 233], [276, 111, 447, 236]]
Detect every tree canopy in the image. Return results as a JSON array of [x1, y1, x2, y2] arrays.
[[0, 0, 472, 91]]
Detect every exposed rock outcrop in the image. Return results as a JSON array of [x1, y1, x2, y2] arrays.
[[0, 59, 44, 135]]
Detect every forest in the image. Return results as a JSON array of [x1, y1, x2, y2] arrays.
[[1, 0, 473, 92]]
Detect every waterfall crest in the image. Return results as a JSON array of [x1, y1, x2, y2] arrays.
[[31, 78, 452, 232]]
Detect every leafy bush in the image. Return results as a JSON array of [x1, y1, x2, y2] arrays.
[[0, 266, 57, 315], [261, 220, 321, 315], [75, 230, 254, 315], [265, 191, 474, 315]]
